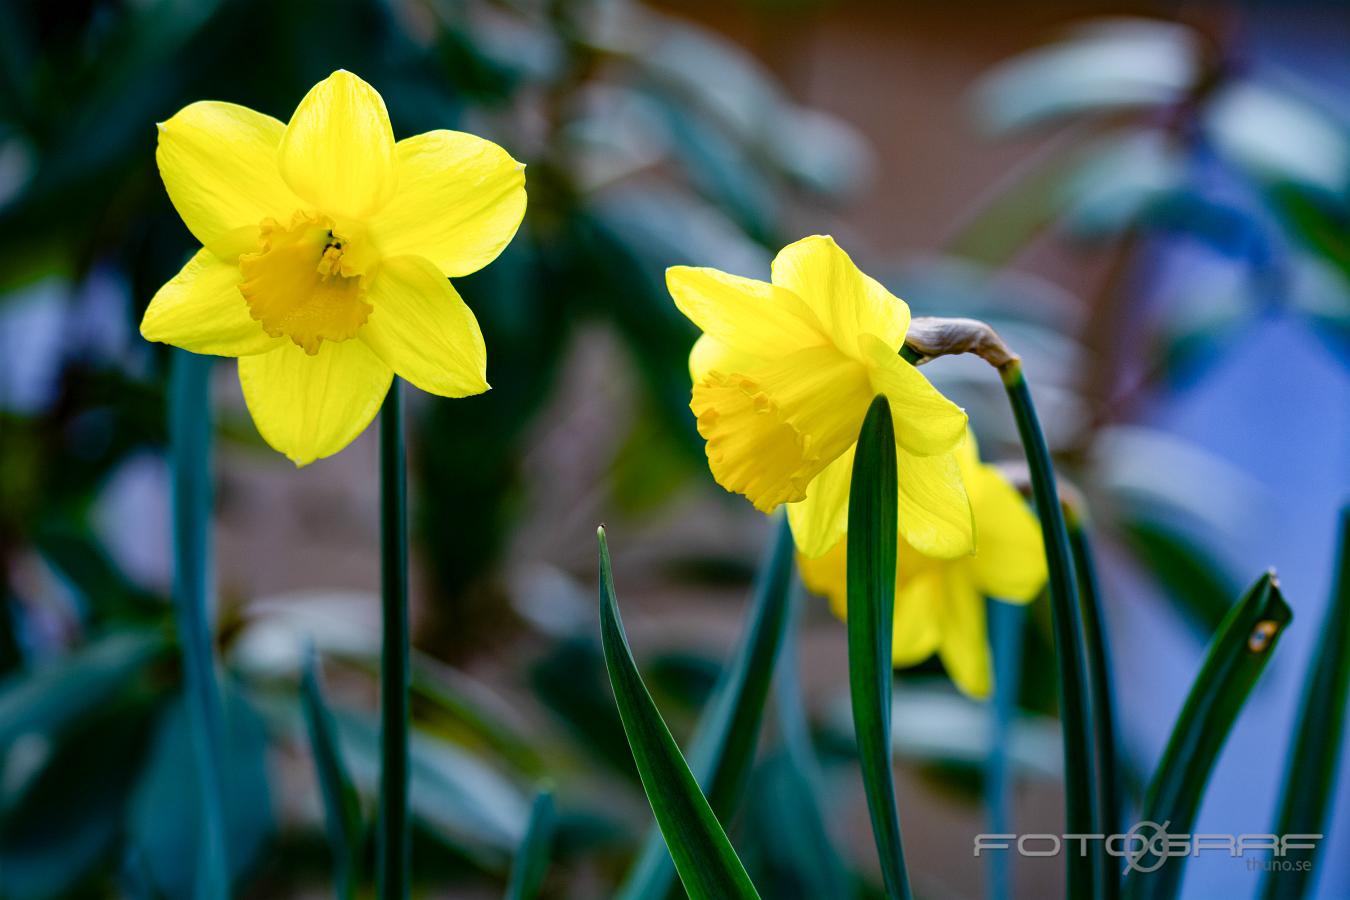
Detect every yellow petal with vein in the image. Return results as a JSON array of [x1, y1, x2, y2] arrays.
[[238, 339, 392, 466], [370, 131, 526, 277], [360, 256, 489, 398], [141, 249, 279, 356], [278, 71, 397, 220]]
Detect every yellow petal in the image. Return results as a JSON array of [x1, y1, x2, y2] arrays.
[[797, 538, 941, 666], [862, 334, 968, 457], [970, 463, 1047, 603], [238, 339, 392, 466], [892, 568, 944, 666], [797, 541, 848, 617], [142, 250, 281, 356], [667, 266, 825, 360], [692, 345, 871, 512], [369, 131, 526, 277], [897, 446, 975, 559], [787, 445, 853, 558], [156, 101, 298, 258], [278, 71, 397, 220], [937, 572, 993, 699], [360, 256, 489, 398], [769, 235, 909, 359]]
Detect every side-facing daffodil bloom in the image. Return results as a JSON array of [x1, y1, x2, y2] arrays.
[[667, 235, 974, 560], [141, 70, 526, 464], [798, 432, 1047, 698]]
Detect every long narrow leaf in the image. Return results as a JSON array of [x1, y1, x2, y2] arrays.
[[505, 789, 555, 900], [1003, 363, 1099, 898], [618, 516, 795, 900], [1124, 571, 1292, 900], [1262, 508, 1350, 900], [772, 585, 854, 899], [596, 527, 760, 900], [168, 350, 228, 900], [301, 648, 363, 900], [847, 395, 911, 900]]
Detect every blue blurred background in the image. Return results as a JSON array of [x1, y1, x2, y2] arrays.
[[2, 1, 1349, 897]]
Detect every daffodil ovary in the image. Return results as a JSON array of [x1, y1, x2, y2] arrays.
[[238, 211, 375, 356]]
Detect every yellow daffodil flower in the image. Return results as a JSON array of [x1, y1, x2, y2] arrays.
[[667, 235, 973, 559], [141, 70, 526, 464], [798, 433, 1047, 698]]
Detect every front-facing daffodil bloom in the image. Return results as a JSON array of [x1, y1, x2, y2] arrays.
[[798, 433, 1047, 698], [141, 70, 526, 464], [667, 235, 973, 560]]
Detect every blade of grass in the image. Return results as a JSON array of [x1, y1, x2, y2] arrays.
[[617, 516, 795, 900], [596, 527, 760, 900], [505, 789, 555, 900], [1002, 361, 1099, 898], [1262, 508, 1350, 900], [1068, 513, 1123, 842], [168, 350, 228, 900], [847, 395, 911, 900], [301, 647, 363, 900], [378, 379, 410, 900], [1123, 571, 1292, 900]]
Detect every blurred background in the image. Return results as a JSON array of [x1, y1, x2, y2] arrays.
[[3, 0, 1350, 897]]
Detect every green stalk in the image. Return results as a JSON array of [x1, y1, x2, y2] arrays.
[[847, 396, 911, 900], [168, 350, 228, 900], [1262, 508, 1350, 900], [1068, 514, 1123, 847], [1001, 361, 1098, 899], [985, 600, 1026, 900], [377, 379, 410, 900]]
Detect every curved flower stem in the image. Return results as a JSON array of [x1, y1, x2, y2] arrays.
[[1001, 361, 1098, 899], [378, 379, 410, 900], [168, 350, 229, 900]]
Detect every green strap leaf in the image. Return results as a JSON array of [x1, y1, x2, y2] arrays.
[[1262, 508, 1350, 900], [847, 395, 911, 900], [596, 527, 760, 900], [505, 789, 555, 900], [300, 648, 363, 900], [1124, 571, 1292, 900], [1003, 364, 1099, 898], [617, 516, 795, 900]]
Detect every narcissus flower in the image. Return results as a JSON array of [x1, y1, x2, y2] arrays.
[[667, 235, 973, 559], [798, 433, 1047, 698], [142, 70, 526, 464]]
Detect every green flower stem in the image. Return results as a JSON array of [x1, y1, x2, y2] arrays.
[[1001, 360, 1098, 899], [985, 600, 1026, 900], [168, 350, 228, 900], [377, 379, 410, 900], [1067, 511, 1123, 846]]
